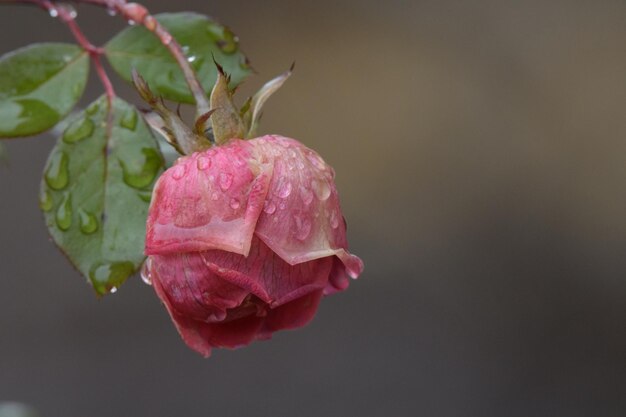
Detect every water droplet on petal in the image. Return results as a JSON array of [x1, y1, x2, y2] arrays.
[[140, 258, 153, 286], [277, 180, 292, 198], [197, 156, 211, 170], [312, 179, 331, 201], [294, 215, 312, 241], [63, 117, 94, 143], [307, 152, 326, 170], [55, 192, 72, 231], [120, 109, 138, 131], [63, 4, 77, 18], [45, 151, 70, 190], [49, 8, 59, 17], [219, 172, 233, 191], [211, 192, 219, 201], [78, 208, 99, 234], [171, 164, 186, 180], [300, 186, 313, 205], [263, 200, 276, 214], [230, 198, 240, 209], [330, 210, 340, 229], [39, 188, 53, 212]]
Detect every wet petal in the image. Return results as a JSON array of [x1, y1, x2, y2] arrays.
[[146, 139, 273, 256]]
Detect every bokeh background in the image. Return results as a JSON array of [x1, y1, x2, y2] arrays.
[[1, 0, 626, 416]]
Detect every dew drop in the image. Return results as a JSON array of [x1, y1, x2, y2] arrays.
[[78, 208, 99, 234], [120, 109, 138, 131], [120, 148, 163, 189], [45, 151, 70, 190], [197, 156, 211, 171], [39, 188, 53, 212], [89, 261, 135, 294], [307, 152, 326, 170], [293, 215, 312, 241], [49, 8, 59, 17], [63, 117, 94, 143], [187, 55, 197, 63], [219, 172, 233, 191], [330, 210, 340, 229], [263, 200, 276, 214], [138, 191, 152, 202], [127, 19, 136, 25], [86, 102, 99, 115], [140, 258, 153, 286], [171, 164, 186, 180], [277, 180, 292, 198], [106, 6, 117, 16], [217, 28, 238, 54], [109, 286, 118, 293], [229, 198, 240, 209], [312, 179, 331, 201], [300, 186, 314, 205], [63, 4, 77, 18], [55, 192, 73, 231]]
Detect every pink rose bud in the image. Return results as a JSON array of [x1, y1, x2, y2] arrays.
[[144, 135, 363, 357]]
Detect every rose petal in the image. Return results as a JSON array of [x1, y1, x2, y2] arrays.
[[201, 236, 333, 307], [251, 135, 363, 279], [262, 289, 323, 336], [146, 139, 273, 256]]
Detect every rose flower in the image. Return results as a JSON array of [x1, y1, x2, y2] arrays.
[[134, 65, 363, 357]]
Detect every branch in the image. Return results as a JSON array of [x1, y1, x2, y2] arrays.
[[2, 0, 116, 106], [1, 0, 211, 119], [79, 0, 211, 118]]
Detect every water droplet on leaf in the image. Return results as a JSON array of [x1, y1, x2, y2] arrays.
[[89, 261, 135, 294], [120, 109, 138, 131], [78, 208, 99, 234], [138, 191, 152, 202], [55, 192, 72, 231], [39, 188, 53, 212], [45, 151, 70, 190], [63, 117, 94, 143], [120, 148, 162, 189]]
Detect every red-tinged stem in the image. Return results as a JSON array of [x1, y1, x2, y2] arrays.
[[1, 0, 211, 119], [1, 0, 117, 107]]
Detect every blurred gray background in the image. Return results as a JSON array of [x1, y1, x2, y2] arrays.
[[1, 0, 626, 416]]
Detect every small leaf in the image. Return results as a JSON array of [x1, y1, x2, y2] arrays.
[[245, 64, 293, 137], [105, 12, 251, 103], [41, 96, 165, 295], [209, 62, 246, 144], [0, 43, 89, 138]]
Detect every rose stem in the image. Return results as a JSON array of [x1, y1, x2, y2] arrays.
[[1, 0, 211, 120]]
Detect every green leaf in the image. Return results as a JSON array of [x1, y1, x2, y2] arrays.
[[0, 43, 89, 138], [41, 96, 165, 295], [105, 12, 251, 103]]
